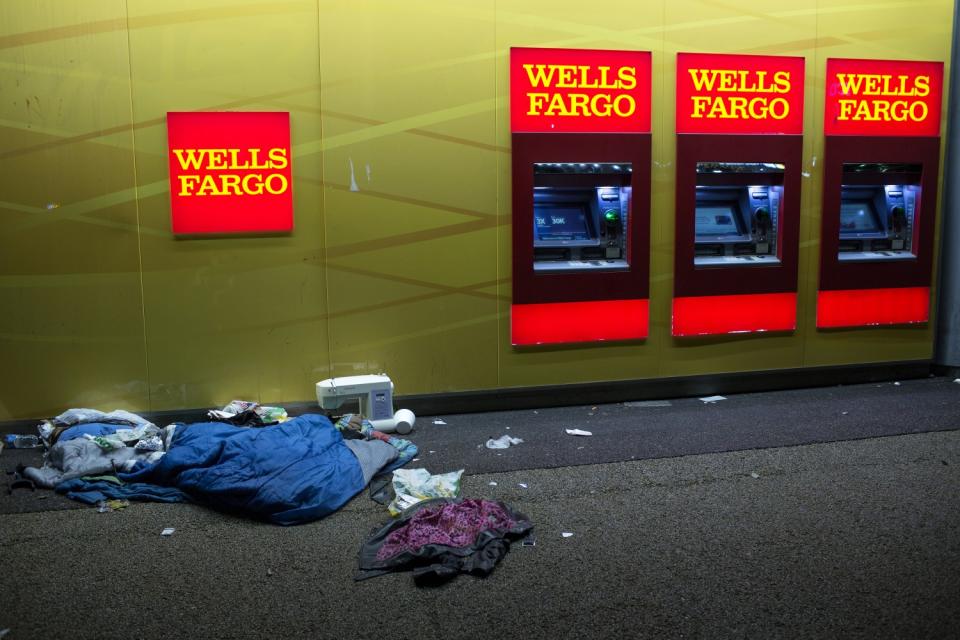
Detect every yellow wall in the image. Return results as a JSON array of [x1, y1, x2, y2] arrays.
[[0, 0, 953, 420]]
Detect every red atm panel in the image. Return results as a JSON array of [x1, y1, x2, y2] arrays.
[[672, 53, 805, 337], [510, 48, 652, 346], [817, 58, 943, 329]]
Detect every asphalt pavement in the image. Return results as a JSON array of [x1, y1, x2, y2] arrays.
[[2, 427, 959, 639]]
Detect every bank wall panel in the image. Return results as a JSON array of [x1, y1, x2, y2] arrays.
[[0, 1, 148, 419], [0, 0, 954, 421], [319, 0, 499, 395], [126, 0, 330, 410]]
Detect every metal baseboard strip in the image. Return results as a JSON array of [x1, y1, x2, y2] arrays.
[[392, 360, 933, 416], [0, 360, 934, 432]]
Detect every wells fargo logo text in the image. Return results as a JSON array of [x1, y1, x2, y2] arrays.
[[171, 147, 290, 196], [687, 68, 792, 120], [522, 63, 638, 117], [834, 73, 931, 122]]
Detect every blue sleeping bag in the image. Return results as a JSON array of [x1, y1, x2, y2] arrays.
[[59, 414, 366, 525]]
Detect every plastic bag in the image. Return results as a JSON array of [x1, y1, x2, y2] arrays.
[[485, 435, 523, 449], [388, 468, 463, 516]]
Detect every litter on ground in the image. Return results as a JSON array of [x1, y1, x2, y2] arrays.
[[432, 419, 447, 425], [562, 532, 574, 538], [565, 429, 593, 437], [161, 527, 175, 536], [700, 395, 727, 403], [486, 435, 524, 449], [624, 400, 672, 407]]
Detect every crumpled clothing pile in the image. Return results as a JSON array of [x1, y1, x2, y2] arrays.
[[334, 413, 418, 473], [24, 408, 171, 489], [356, 497, 534, 584]]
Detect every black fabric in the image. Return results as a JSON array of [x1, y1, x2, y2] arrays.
[[355, 497, 533, 584]]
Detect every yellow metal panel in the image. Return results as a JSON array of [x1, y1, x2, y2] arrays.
[[0, 1, 148, 419], [0, 0, 954, 421], [657, 0, 817, 377], [494, 1, 666, 388], [802, 0, 952, 367], [319, 0, 499, 395], [126, 0, 330, 409]]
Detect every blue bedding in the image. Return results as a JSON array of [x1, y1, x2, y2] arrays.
[[57, 414, 368, 525]]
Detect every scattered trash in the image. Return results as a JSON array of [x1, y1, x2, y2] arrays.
[[432, 419, 447, 425], [518, 483, 528, 489], [591, 406, 598, 410], [96, 499, 130, 513], [488, 481, 498, 486], [561, 532, 574, 538], [160, 527, 176, 536], [533, 411, 539, 414], [565, 429, 593, 437], [750, 472, 760, 479], [0, 628, 9, 639], [486, 435, 524, 449], [624, 400, 672, 407], [894, 382, 901, 386], [208, 400, 288, 426], [700, 395, 726, 403], [3, 433, 40, 449], [412, 458, 420, 462], [267, 568, 275, 576], [429, 450, 435, 454], [577, 446, 584, 450], [522, 538, 536, 547], [954, 378, 960, 384], [842, 411, 849, 415], [388, 468, 463, 516]]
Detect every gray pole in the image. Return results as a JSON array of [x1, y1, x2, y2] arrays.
[[934, 0, 960, 376]]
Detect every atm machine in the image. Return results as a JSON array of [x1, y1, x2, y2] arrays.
[[817, 58, 943, 329], [533, 164, 630, 273], [672, 53, 804, 337], [693, 164, 783, 267], [837, 165, 918, 261], [510, 47, 652, 346]]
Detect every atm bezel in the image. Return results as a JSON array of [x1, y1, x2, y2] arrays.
[[819, 136, 938, 293]]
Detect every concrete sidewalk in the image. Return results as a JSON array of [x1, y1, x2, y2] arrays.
[[2, 429, 959, 639]]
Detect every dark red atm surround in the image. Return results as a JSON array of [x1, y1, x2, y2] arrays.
[[817, 58, 944, 329], [510, 47, 652, 346], [672, 53, 805, 337]]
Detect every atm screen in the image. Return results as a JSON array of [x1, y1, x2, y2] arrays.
[[695, 203, 743, 237], [840, 200, 882, 232], [534, 205, 592, 241]]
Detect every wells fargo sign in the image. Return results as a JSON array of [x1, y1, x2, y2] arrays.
[[510, 47, 651, 133], [166, 111, 293, 234], [824, 58, 943, 136], [676, 53, 804, 135]]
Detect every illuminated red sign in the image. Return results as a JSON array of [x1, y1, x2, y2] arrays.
[[824, 58, 943, 136], [167, 112, 293, 234], [510, 47, 651, 133], [676, 53, 804, 135]]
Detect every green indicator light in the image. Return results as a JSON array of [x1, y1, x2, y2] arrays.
[[604, 209, 619, 221]]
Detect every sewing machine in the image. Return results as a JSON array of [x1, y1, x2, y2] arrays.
[[315, 374, 415, 434]]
